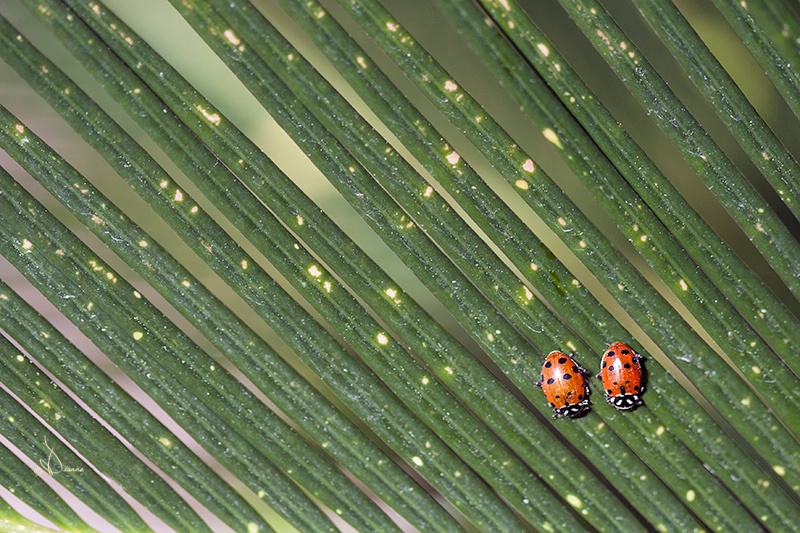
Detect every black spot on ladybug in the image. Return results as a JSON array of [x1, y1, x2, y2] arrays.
[[547, 378, 555, 384], [557, 357, 567, 365], [544, 361, 552, 368], [623, 362, 632, 369], [609, 365, 615, 371], [621, 349, 630, 355], [562, 373, 572, 380], [607, 351, 616, 357]]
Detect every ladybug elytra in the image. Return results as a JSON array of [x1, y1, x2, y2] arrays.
[[597, 342, 644, 410], [536, 351, 590, 418]]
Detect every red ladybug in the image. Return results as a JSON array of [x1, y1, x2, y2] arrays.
[[597, 342, 644, 410], [536, 351, 590, 418]]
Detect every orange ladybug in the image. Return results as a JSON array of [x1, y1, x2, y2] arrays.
[[597, 342, 644, 410], [536, 351, 590, 418]]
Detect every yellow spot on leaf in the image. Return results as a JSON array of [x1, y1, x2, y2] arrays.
[[223, 29, 241, 46], [196, 105, 222, 126], [543, 128, 563, 148], [566, 494, 582, 508], [523, 286, 534, 300], [522, 158, 535, 173], [537, 43, 550, 57]]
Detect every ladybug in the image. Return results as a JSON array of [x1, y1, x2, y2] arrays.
[[597, 342, 644, 410], [536, 351, 590, 418]]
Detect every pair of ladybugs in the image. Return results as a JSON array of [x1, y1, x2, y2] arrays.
[[535, 342, 644, 418]]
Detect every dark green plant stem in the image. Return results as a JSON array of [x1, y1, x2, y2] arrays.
[[446, 0, 800, 379], [37, 0, 648, 529], [268, 0, 800, 526], [24, 1, 593, 528], [5, 7, 540, 530], [0, 20, 462, 533], [0, 439, 91, 532], [709, 0, 800, 120], [0, 389, 152, 532], [546, 0, 800, 433], [632, 0, 800, 229], [331, 0, 800, 493], [1, 339, 215, 532], [0, 161, 348, 533], [0, 278, 275, 533], [254, 0, 794, 528], [166, 0, 711, 529], [436, 0, 800, 514], [555, 0, 800, 300], [51, 0, 668, 528], [194, 0, 796, 526], [741, 0, 800, 58]]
